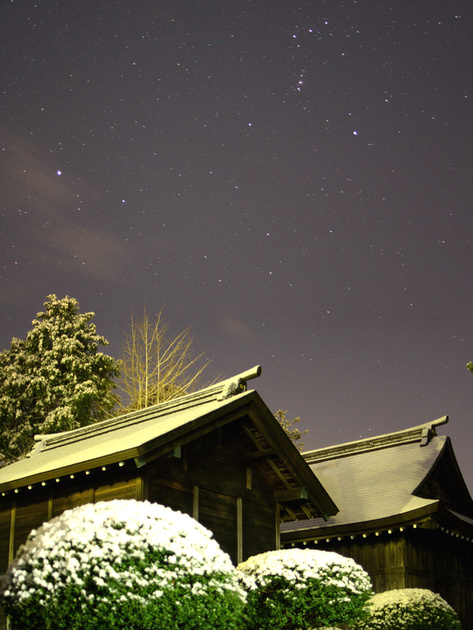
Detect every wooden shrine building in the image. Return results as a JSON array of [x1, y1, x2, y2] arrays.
[[281, 416, 473, 629], [0, 366, 337, 629]]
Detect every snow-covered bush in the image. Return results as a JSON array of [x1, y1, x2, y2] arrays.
[[355, 588, 462, 630], [1, 500, 246, 630], [237, 548, 373, 629]]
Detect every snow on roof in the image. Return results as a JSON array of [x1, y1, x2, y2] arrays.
[[282, 416, 473, 539], [0, 367, 262, 491], [0, 365, 339, 521]]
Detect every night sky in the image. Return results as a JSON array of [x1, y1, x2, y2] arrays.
[[2, 2, 473, 489]]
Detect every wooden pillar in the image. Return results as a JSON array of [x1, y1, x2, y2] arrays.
[[193, 486, 199, 520], [6, 500, 16, 630], [275, 503, 281, 550], [8, 499, 16, 566], [237, 497, 243, 564]]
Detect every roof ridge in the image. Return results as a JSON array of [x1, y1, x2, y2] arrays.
[[303, 416, 449, 463], [30, 366, 262, 456]]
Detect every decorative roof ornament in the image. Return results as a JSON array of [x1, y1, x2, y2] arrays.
[[420, 416, 448, 446], [217, 365, 262, 400]]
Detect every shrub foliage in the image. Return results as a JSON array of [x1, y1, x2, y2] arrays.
[[1, 500, 245, 630], [237, 548, 373, 629], [355, 588, 462, 630]]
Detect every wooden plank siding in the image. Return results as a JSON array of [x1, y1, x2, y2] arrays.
[[199, 487, 239, 562], [0, 502, 11, 578], [14, 495, 49, 558], [0, 466, 144, 630], [0, 419, 287, 628], [51, 486, 95, 518], [0, 501, 12, 630], [407, 528, 473, 628], [0, 377, 339, 630], [146, 421, 279, 564], [298, 526, 473, 630]]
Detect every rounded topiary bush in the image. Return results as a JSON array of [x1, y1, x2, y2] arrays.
[[355, 588, 462, 630], [237, 548, 373, 629], [1, 499, 245, 630]]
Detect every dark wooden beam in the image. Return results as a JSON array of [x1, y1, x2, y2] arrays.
[[274, 488, 309, 503], [247, 449, 278, 460]]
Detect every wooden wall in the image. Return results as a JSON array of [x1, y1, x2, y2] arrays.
[[147, 420, 279, 565], [0, 465, 143, 630], [0, 418, 282, 628], [405, 528, 473, 629], [303, 527, 473, 630]]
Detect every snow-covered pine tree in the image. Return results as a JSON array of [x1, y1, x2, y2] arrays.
[[0, 295, 120, 463]]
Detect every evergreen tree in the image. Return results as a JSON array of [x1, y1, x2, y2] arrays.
[[0, 295, 120, 463]]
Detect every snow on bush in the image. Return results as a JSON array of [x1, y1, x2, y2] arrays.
[[355, 588, 462, 630], [237, 548, 373, 629], [1, 500, 246, 630]]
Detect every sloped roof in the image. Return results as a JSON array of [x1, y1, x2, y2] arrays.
[[282, 416, 473, 541], [0, 366, 337, 521]]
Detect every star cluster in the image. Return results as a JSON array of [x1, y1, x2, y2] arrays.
[[1, 1, 473, 487]]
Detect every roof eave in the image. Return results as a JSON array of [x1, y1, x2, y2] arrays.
[[413, 436, 473, 517], [281, 501, 441, 544], [0, 447, 143, 493], [248, 393, 338, 518], [0, 392, 256, 493]]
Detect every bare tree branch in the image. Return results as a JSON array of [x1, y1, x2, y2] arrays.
[[117, 308, 216, 410]]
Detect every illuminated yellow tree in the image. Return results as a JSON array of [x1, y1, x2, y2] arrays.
[[274, 410, 309, 451], [118, 309, 214, 410]]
